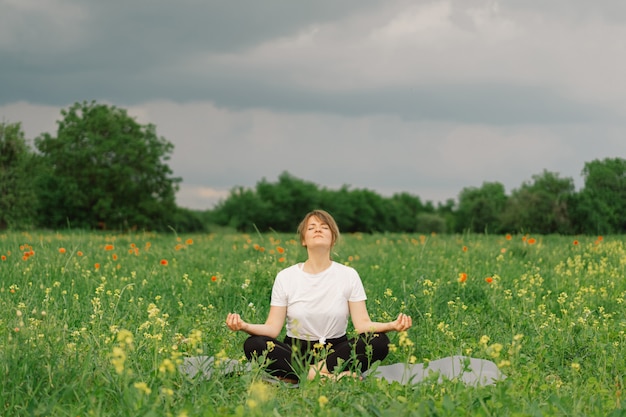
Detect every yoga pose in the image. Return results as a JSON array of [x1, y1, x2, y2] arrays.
[[226, 209, 412, 382]]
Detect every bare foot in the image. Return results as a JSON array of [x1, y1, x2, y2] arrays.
[[308, 363, 360, 381]]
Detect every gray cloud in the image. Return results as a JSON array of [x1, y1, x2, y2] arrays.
[[2, 1, 626, 209]]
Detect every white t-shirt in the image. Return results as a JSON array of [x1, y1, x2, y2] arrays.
[[270, 261, 367, 343]]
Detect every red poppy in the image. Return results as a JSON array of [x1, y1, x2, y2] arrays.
[[59, 248, 66, 254], [160, 259, 168, 266], [458, 272, 467, 283], [485, 277, 493, 284]]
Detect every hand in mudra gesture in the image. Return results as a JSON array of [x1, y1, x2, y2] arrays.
[[225, 313, 248, 332], [390, 313, 412, 332]]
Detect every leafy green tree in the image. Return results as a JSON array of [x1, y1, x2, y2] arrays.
[[387, 192, 427, 232], [0, 122, 37, 229], [456, 182, 508, 233], [436, 198, 457, 233], [342, 188, 390, 233], [211, 186, 272, 232], [500, 170, 574, 234], [575, 158, 626, 234], [416, 212, 447, 234], [255, 172, 321, 232], [34, 101, 180, 230], [319, 186, 358, 231]]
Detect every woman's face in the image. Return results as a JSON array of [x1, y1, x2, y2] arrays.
[[302, 216, 333, 249]]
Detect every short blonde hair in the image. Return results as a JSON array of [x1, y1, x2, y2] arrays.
[[297, 209, 340, 247]]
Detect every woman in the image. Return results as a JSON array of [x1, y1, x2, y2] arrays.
[[226, 209, 412, 382]]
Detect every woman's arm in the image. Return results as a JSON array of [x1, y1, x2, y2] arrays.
[[225, 305, 287, 339], [349, 300, 412, 334]]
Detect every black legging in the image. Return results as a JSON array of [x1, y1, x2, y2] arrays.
[[243, 332, 390, 381]]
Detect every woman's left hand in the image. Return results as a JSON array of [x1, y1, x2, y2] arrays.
[[391, 313, 412, 332]]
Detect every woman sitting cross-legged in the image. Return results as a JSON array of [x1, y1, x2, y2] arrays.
[[225, 209, 412, 382]]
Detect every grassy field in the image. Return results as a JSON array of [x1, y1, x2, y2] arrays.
[[1, 230, 625, 416]]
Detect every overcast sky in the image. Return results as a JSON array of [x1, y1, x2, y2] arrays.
[[2, 0, 626, 209]]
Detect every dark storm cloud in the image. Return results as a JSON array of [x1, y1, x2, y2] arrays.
[[2, 1, 626, 209], [0, 0, 378, 105]]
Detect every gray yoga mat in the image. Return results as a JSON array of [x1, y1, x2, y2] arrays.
[[361, 355, 505, 386], [179, 355, 505, 386]]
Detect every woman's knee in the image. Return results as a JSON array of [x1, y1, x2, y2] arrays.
[[368, 332, 390, 360], [243, 336, 272, 359]]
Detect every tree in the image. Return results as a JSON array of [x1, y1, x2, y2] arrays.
[[34, 101, 181, 230], [387, 192, 427, 232], [211, 186, 272, 232], [575, 158, 626, 234], [455, 182, 507, 233], [255, 172, 321, 232], [0, 122, 37, 229], [416, 212, 447, 234], [500, 170, 574, 234]]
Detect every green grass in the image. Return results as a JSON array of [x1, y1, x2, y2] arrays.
[[1, 230, 625, 416]]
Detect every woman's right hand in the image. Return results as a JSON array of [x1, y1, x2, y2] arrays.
[[226, 313, 248, 332]]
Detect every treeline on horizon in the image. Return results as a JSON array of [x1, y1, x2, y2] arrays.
[[1, 101, 625, 236]]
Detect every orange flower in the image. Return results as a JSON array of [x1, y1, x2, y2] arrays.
[[485, 277, 493, 284], [505, 234, 512, 241], [77, 251, 83, 257], [186, 239, 194, 245], [104, 244, 114, 251], [175, 244, 184, 251], [527, 238, 536, 245], [95, 263, 100, 270], [160, 259, 168, 266], [462, 246, 468, 252], [112, 254, 118, 261], [211, 275, 217, 282], [597, 236, 604, 242], [573, 240, 579, 246], [500, 248, 507, 254], [458, 272, 467, 283], [276, 246, 285, 254], [253, 244, 260, 251], [1, 255, 6, 261], [58, 247, 66, 254], [278, 257, 286, 263]]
